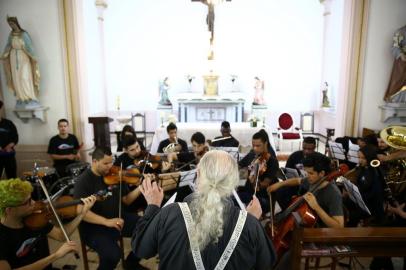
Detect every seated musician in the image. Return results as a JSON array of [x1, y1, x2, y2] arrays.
[[117, 125, 146, 152], [166, 132, 207, 171], [268, 152, 344, 228], [0, 178, 96, 270], [132, 150, 276, 269], [47, 119, 80, 177], [277, 137, 317, 210], [157, 123, 188, 153], [73, 147, 146, 270], [210, 121, 239, 147], [238, 129, 279, 214]]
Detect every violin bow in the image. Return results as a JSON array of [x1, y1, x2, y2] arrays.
[[34, 163, 79, 258], [254, 163, 260, 196], [118, 163, 123, 222]]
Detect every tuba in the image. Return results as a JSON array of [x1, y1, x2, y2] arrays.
[[380, 126, 406, 200]]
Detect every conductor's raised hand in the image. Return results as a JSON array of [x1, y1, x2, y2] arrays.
[[140, 174, 164, 207]]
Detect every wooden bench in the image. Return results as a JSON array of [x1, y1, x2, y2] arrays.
[[291, 227, 406, 269]]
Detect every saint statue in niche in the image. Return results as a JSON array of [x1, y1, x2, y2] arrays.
[[253, 77, 265, 105], [1, 16, 41, 109], [384, 25, 406, 103], [158, 77, 172, 105], [321, 81, 330, 108]]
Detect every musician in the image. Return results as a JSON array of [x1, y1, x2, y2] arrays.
[[0, 100, 18, 179], [73, 147, 146, 270], [0, 178, 96, 270], [167, 132, 208, 171], [238, 129, 279, 213], [157, 123, 188, 153], [210, 121, 239, 147], [132, 150, 276, 269], [286, 136, 316, 173], [47, 119, 80, 177], [117, 125, 146, 152], [268, 153, 344, 228]]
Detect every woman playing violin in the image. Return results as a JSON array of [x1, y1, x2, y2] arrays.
[[0, 178, 96, 270], [238, 129, 279, 214], [73, 147, 146, 270], [166, 132, 208, 171]]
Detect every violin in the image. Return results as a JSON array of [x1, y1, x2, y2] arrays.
[[24, 190, 110, 230], [248, 152, 271, 191], [268, 164, 349, 258], [104, 166, 144, 186]]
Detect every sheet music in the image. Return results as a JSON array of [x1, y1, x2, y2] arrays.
[[163, 192, 177, 207], [328, 142, 346, 160], [347, 140, 360, 164], [338, 177, 371, 215], [179, 169, 197, 188]]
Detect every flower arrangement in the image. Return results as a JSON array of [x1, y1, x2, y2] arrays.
[[248, 115, 259, 127]]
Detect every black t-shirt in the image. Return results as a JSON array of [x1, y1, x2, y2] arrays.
[[47, 134, 79, 167], [0, 223, 53, 269], [211, 136, 239, 147], [285, 150, 306, 175], [73, 169, 130, 221], [157, 138, 188, 153], [176, 152, 196, 171], [0, 118, 18, 152]]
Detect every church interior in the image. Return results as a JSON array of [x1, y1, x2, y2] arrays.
[[0, 0, 405, 269]]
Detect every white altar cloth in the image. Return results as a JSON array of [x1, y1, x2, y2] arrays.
[[150, 122, 276, 154]]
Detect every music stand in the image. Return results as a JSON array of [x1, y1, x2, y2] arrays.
[[347, 140, 360, 164], [328, 142, 346, 161], [210, 146, 239, 160], [337, 177, 371, 215]]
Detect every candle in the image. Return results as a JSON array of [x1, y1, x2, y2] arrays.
[[116, 95, 120, 111]]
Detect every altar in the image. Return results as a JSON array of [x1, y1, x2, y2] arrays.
[[150, 122, 276, 154]]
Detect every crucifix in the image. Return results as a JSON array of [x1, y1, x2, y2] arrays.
[[192, 0, 231, 59]]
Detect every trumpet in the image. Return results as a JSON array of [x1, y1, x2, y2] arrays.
[[163, 137, 179, 153]]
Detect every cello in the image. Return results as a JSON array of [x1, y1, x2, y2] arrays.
[[269, 163, 349, 258]]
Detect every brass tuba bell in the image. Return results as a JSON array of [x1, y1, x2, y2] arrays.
[[380, 126, 406, 150]]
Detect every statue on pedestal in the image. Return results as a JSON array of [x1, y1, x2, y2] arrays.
[[158, 77, 172, 105], [253, 77, 265, 105], [321, 81, 331, 108], [1, 16, 41, 109], [384, 25, 406, 103]]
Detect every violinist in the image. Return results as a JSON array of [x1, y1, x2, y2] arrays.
[[268, 153, 344, 228], [167, 132, 208, 171], [210, 121, 239, 147], [73, 147, 146, 270], [0, 178, 96, 270], [238, 129, 279, 213], [157, 123, 188, 153]]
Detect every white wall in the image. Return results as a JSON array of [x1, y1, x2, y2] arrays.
[[101, 0, 324, 119], [0, 0, 68, 145], [358, 0, 406, 132]]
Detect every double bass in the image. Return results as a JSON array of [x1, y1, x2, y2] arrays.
[[269, 164, 349, 258]]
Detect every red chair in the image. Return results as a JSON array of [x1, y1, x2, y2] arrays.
[[276, 113, 303, 151]]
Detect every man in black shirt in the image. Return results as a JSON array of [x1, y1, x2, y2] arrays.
[[238, 129, 279, 214], [210, 121, 239, 147], [0, 101, 18, 178], [0, 178, 95, 270], [157, 123, 188, 153], [167, 132, 207, 171], [285, 136, 317, 175], [132, 150, 275, 269], [47, 119, 80, 177], [74, 147, 146, 270]]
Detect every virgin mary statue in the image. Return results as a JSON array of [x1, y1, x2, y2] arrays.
[[1, 16, 40, 108]]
